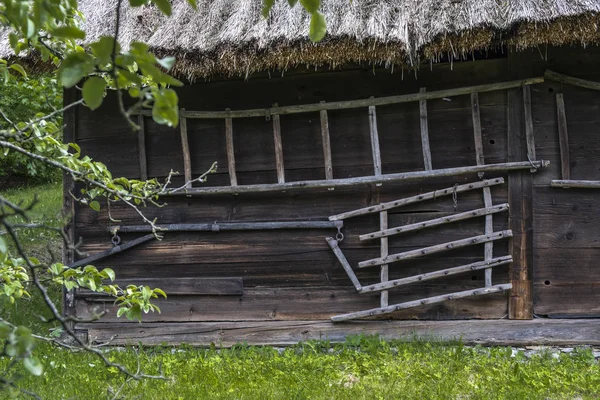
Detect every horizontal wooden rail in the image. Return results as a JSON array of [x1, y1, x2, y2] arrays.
[[70, 234, 156, 268], [551, 180, 600, 189], [135, 78, 543, 120], [358, 256, 513, 293], [331, 283, 512, 322], [360, 203, 509, 241], [358, 230, 513, 268], [544, 70, 600, 91], [166, 161, 548, 197], [331, 178, 504, 221], [79, 278, 244, 298], [327, 237, 362, 291], [112, 221, 343, 233]]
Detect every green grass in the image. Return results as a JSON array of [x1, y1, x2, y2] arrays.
[[2, 184, 600, 399]]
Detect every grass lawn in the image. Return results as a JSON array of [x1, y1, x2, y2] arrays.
[[2, 183, 600, 399]]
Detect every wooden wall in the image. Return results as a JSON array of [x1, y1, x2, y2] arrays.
[[69, 45, 600, 334]]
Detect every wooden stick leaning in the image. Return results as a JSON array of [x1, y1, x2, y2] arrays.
[[419, 87, 433, 170], [224, 109, 238, 186], [179, 109, 192, 189], [70, 234, 156, 268], [319, 103, 334, 180], [556, 93, 570, 180], [326, 237, 362, 291], [522, 86, 536, 161], [368, 105, 382, 177], [272, 104, 285, 184]]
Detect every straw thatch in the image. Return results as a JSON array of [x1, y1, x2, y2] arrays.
[[2, 0, 600, 80]]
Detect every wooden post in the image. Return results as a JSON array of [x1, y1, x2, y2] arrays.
[[522, 86, 536, 161], [224, 109, 238, 186], [137, 114, 147, 181], [272, 104, 285, 184], [320, 102, 334, 180], [556, 93, 570, 180], [368, 105, 382, 176], [380, 211, 388, 308], [179, 109, 192, 189], [419, 88, 433, 170], [471, 92, 485, 178]]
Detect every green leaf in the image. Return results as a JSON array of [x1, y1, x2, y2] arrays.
[[9, 33, 19, 53], [90, 37, 117, 66], [300, 0, 320, 13], [89, 200, 101, 212], [58, 52, 95, 88], [82, 77, 107, 110], [26, 19, 36, 38], [50, 26, 86, 40], [262, 0, 275, 18], [24, 357, 43, 376], [157, 56, 176, 70], [187, 0, 197, 9], [129, 0, 147, 6], [153, 0, 172, 16], [152, 88, 179, 127], [0, 322, 10, 339], [309, 11, 326, 42], [9, 64, 27, 77], [0, 236, 6, 255], [288, 0, 298, 6]]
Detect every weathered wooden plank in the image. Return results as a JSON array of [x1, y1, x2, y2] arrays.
[[483, 187, 493, 287], [112, 221, 342, 233], [358, 230, 512, 268], [142, 77, 543, 119], [224, 110, 238, 186], [551, 180, 600, 189], [380, 211, 389, 308], [326, 237, 362, 291], [80, 278, 243, 296], [534, 283, 600, 317], [319, 104, 334, 180], [471, 92, 485, 178], [544, 69, 600, 91], [81, 319, 600, 347], [70, 234, 156, 268], [419, 88, 433, 170], [556, 93, 570, 180], [359, 256, 512, 293], [368, 105, 382, 176], [332, 284, 512, 322], [522, 85, 536, 161], [360, 203, 509, 241], [272, 105, 285, 184], [137, 114, 148, 180], [179, 110, 192, 188]]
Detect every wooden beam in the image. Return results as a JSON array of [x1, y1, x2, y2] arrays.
[[326, 237, 362, 291], [179, 110, 192, 188], [379, 211, 388, 308], [320, 103, 334, 180], [471, 92, 485, 178], [368, 105, 382, 176], [483, 187, 493, 287], [359, 256, 513, 293], [544, 69, 600, 91], [80, 278, 244, 297], [145, 77, 544, 119], [358, 230, 513, 269], [70, 234, 156, 268], [522, 86, 536, 161], [556, 93, 570, 180], [331, 178, 504, 221], [360, 203, 509, 241], [551, 180, 600, 189], [224, 109, 238, 186], [419, 88, 433, 170], [272, 105, 285, 184], [166, 162, 549, 197], [137, 114, 147, 181], [332, 284, 512, 322], [112, 220, 343, 233]]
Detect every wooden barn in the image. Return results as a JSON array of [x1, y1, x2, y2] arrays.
[[61, 1, 600, 345]]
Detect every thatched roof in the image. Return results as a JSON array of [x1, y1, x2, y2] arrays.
[[2, 0, 600, 80]]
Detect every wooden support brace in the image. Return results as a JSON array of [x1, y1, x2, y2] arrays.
[[224, 109, 238, 186], [556, 93, 570, 180], [358, 256, 513, 293], [483, 187, 494, 287], [551, 180, 600, 189], [70, 234, 156, 268], [320, 103, 334, 180], [522, 86, 536, 161], [179, 109, 192, 189], [419, 88, 433, 170], [471, 92, 485, 178], [380, 211, 388, 307], [360, 203, 509, 241], [368, 105, 382, 176], [272, 104, 285, 184], [332, 283, 513, 322], [358, 230, 513, 269], [326, 237, 362, 291], [137, 114, 147, 181], [331, 178, 505, 221], [544, 70, 600, 91]]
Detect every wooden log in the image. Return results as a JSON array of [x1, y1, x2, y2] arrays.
[[419, 88, 433, 170], [471, 92, 485, 178], [358, 256, 513, 293], [137, 114, 147, 180], [368, 105, 382, 176], [320, 103, 334, 180], [544, 69, 600, 91], [112, 220, 343, 233], [483, 187, 493, 287], [79, 278, 244, 297], [179, 110, 192, 188], [167, 162, 549, 197], [144, 77, 544, 119], [522, 86, 536, 161], [326, 237, 362, 291], [332, 283, 513, 322], [224, 109, 238, 186], [331, 178, 505, 221], [380, 211, 388, 307], [272, 104, 285, 184], [359, 203, 509, 241], [358, 230, 513, 269], [551, 180, 600, 189], [556, 93, 570, 180], [70, 234, 156, 268]]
